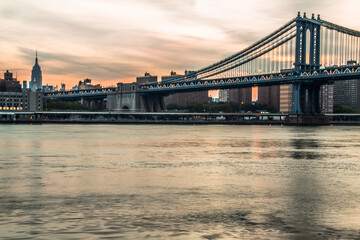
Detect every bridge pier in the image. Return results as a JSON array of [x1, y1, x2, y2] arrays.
[[292, 83, 305, 114], [306, 84, 321, 114], [292, 82, 322, 115], [287, 114, 329, 125], [141, 95, 165, 112], [288, 81, 328, 125]]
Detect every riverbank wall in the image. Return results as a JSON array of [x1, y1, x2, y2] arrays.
[[0, 111, 359, 125]]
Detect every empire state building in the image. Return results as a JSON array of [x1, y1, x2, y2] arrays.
[[29, 52, 42, 91]]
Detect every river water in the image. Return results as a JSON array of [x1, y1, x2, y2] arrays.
[[0, 124, 359, 239]]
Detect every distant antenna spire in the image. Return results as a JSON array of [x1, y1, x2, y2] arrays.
[[35, 50, 38, 64]]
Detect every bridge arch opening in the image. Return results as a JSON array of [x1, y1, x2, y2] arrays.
[[121, 106, 130, 112]]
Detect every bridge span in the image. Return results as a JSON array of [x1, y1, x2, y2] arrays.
[[44, 12, 360, 117]]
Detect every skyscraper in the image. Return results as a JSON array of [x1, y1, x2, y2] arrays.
[[258, 85, 280, 112], [29, 51, 42, 91]]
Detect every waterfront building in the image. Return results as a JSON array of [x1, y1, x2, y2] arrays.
[[327, 61, 360, 111], [0, 91, 43, 111], [219, 89, 229, 102], [29, 52, 42, 91], [229, 88, 252, 105], [320, 84, 334, 113], [258, 85, 281, 111], [164, 91, 209, 108], [257, 84, 333, 113], [0, 70, 42, 111], [0, 70, 22, 92], [279, 84, 293, 113], [333, 78, 360, 110]]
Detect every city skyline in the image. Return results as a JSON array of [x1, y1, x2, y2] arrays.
[[1, 0, 360, 88]]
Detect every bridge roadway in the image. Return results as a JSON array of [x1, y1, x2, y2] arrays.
[[42, 65, 360, 103], [43, 87, 117, 101], [139, 65, 360, 94]]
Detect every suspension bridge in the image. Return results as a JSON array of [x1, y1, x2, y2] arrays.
[[46, 12, 360, 119], [139, 12, 360, 115]]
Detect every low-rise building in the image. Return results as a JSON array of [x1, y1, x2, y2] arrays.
[[0, 91, 43, 111]]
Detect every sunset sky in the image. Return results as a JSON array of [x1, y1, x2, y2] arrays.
[[1, 0, 360, 89]]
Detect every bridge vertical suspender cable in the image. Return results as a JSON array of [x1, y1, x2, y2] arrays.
[[321, 28, 325, 67], [330, 30, 335, 66], [346, 34, 349, 62], [339, 33, 343, 65], [353, 35, 356, 61], [275, 47, 278, 72], [350, 35, 353, 61], [349, 34, 352, 61], [324, 28, 328, 67], [335, 30, 338, 65], [356, 37, 359, 62]]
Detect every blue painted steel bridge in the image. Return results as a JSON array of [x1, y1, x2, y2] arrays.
[[139, 12, 360, 113], [46, 13, 360, 113]]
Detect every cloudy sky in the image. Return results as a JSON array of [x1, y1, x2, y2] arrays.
[[1, 0, 360, 88]]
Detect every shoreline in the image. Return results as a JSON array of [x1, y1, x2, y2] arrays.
[[1, 111, 360, 126], [0, 119, 359, 126]]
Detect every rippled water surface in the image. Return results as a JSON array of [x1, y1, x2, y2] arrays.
[[0, 124, 360, 239]]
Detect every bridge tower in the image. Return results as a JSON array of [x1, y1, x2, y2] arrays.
[[292, 12, 322, 115], [294, 12, 321, 71]]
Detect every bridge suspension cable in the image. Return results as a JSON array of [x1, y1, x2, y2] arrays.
[[321, 20, 360, 67], [162, 18, 297, 83], [157, 15, 360, 86]]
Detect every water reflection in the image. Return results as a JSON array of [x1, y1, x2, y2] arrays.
[[0, 125, 359, 239], [290, 138, 324, 160]]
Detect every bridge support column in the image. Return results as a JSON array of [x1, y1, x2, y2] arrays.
[[306, 84, 321, 114], [292, 82, 322, 114], [291, 83, 303, 114], [288, 81, 328, 125], [141, 95, 165, 112]]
